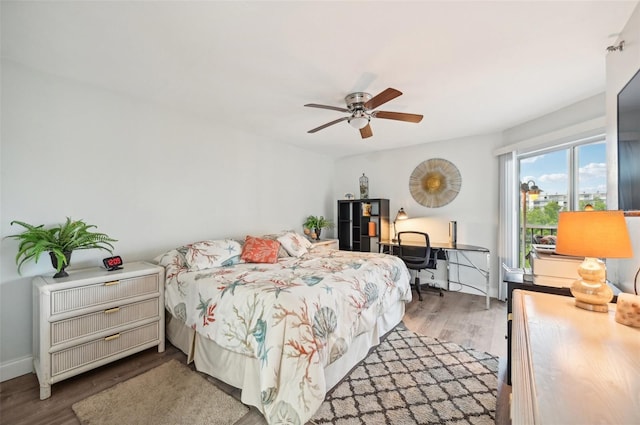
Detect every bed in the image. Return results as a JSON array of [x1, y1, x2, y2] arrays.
[[155, 232, 412, 424]]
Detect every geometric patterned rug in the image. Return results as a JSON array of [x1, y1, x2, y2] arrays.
[[309, 325, 498, 425]]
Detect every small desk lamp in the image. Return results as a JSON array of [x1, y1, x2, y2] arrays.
[[392, 208, 408, 242], [555, 210, 633, 312]]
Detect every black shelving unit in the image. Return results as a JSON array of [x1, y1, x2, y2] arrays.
[[337, 199, 389, 252]]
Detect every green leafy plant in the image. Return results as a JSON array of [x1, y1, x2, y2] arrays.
[[303, 215, 334, 231], [5, 217, 117, 274]]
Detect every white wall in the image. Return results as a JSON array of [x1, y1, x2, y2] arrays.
[[0, 61, 335, 380], [333, 133, 503, 299], [606, 2, 640, 293], [502, 93, 606, 147]]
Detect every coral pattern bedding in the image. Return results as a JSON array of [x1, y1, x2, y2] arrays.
[[157, 244, 412, 424]]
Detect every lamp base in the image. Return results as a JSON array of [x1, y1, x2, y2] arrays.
[[574, 299, 609, 313], [569, 257, 613, 313]]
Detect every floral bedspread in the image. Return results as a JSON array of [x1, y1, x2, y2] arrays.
[[156, 248, 411, 425]]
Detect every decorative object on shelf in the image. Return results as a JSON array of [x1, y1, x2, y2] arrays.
[[362, 203, 372, 216], [555, 210, 633, 312], [359, 173, 369, 199], [392, 208, 409, 242], [302, 215, 334, 241], [409, 158, 461, 208], [368, 221, 377, 237], [615, 293, 640, 328], [344, 193, 354, 200], [5, 217, 117, 278]]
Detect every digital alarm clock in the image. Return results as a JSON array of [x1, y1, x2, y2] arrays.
[[103, 255, 123, 271]]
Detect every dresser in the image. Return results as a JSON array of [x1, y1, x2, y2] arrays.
[[511, 290, 640, 424], [32, 261, 165, 400]]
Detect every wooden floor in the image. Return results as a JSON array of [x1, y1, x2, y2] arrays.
[[0, 291, 511, 425]]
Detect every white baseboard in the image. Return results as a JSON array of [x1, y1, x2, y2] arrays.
[[1, 355, 33, 382]]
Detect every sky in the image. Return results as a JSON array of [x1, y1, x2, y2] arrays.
[[520, 141, 607, 196]]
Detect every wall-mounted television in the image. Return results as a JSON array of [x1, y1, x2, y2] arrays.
[[617, 68, 640, 211]]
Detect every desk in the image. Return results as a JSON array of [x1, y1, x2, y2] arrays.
[[379, 240, 491, 309]]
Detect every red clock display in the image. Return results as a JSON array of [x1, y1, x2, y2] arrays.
[[103, 256, 123, 271]]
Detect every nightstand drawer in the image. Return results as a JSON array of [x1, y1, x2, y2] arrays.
[[310, 239, 339, 251], [51, 322, 160, 376], [50, 274, 159, 316], [50, 298, 160, 346]]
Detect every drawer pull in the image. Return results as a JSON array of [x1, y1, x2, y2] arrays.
[[104, 280, 120, 286], [104, 307, 120, 314], [104, 333, 121, 341]]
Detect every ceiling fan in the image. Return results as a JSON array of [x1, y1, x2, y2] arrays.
[[304, 88, 423, 139]]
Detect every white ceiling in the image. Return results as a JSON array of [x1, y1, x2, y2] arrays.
[[2, 1, 637, 158]]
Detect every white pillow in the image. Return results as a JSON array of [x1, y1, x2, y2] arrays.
[[184, 239, 243, 271], [260, 232, 292, 258], [277, 232, 312, 257]]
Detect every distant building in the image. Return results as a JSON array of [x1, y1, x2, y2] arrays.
[[530, 191, 607, 210]]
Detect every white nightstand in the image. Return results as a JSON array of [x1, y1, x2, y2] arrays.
[[32, 261, 165, 400], [310, 239, 339, 251]]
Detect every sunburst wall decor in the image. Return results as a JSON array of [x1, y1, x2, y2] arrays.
[[409, 158, 462, 208]]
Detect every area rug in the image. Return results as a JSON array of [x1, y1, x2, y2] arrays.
[[72, 359, 248, 425], [310, 326, 498, 425]]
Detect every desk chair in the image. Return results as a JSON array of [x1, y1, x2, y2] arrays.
[[397, 231, 443, 301]]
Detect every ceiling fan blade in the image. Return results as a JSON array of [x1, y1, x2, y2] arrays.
[[373, 110, 423, 123], [364, 88, 402, 110], [360, 124, 373, 139], [304, 103, 350, 113], [307, 116, 350, 133]]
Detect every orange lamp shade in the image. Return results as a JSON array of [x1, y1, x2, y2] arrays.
[[555, 211, 633, 259]]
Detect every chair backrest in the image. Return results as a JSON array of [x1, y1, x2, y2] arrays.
[[397, 231, 432, 270]]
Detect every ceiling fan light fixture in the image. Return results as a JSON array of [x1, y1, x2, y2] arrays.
[[348, 116, 369, 130], [305, 87, 421, 138]]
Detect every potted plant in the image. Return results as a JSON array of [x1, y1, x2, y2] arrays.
[[302, 215, 334, 240], [5, 217, 117, 278]]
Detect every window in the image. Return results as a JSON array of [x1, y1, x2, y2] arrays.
[[518, 140, 606, 267], [576, 143, 607, 210]]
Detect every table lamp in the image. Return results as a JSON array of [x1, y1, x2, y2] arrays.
[[391, 208, 408, 242], [555, 210, 633, 312]]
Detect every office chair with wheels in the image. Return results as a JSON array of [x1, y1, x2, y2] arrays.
[[397, 231, 442, 301]]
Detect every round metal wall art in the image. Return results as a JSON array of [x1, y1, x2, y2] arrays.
[[409, 158, 462, 208]]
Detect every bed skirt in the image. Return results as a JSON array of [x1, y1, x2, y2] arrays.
[[165, 300, 406, 414]]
